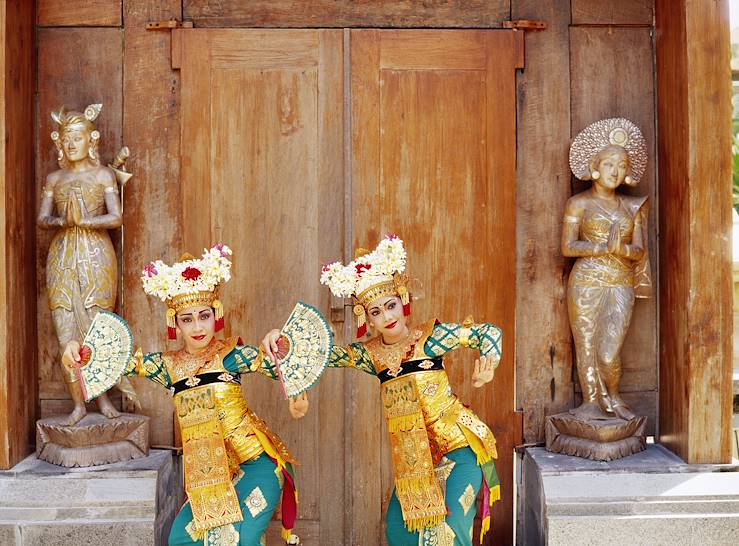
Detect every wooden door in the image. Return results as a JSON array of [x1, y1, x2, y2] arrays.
[[178, 27, 522, 545], [178, 29, 346, 544], [350, 30, 522, 546]]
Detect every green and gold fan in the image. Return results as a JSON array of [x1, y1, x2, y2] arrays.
[[76, 310, 134, 402], [273, 302, 333, 398]]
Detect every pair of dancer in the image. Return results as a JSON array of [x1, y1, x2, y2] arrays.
[[63, 236, 502, 546]]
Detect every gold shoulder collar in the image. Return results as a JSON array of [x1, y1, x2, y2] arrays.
[[364, 319, 437, 371], [410, 319, 438, 360]]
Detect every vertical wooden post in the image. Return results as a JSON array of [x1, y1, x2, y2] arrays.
[[656, 0, 734, 463], [0, 0, 36, 469]]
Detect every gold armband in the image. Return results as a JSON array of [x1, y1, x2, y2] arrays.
[[459, 315, 474, 348]]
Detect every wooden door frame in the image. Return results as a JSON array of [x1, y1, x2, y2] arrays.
[[0, 0, 37, 470]]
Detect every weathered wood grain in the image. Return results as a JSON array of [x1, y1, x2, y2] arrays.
[[121, 0, 183, 447], [37, 0, 122, 27], [513, 0, 574, 445], [571, 0, 653, 26], [656, 0, 733, 463], [0, 0, 36, 469], [184, 0, 510, 28]]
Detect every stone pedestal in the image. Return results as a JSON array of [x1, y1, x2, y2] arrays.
[[545, 411, 646, 461], [518, 446, 739, 546], [0, 449, 182, 546], [36, 412, 149, 467]]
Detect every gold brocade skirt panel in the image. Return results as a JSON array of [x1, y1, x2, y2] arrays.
[[410, 370, 497, 464], [206, 382, 296, 470]]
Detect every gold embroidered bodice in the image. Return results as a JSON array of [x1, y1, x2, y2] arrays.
[[129, 337, 295, 469], [363, 321, 499, 464]]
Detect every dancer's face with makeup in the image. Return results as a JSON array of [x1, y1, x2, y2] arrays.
[[176, 305, 215, 353], [366, 295, 409, 344]]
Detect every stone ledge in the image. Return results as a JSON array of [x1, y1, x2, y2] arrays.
[[0, 450, 181, 546], [518, 446, 739, 546]]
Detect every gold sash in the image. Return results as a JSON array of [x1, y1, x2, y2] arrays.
[[381, 375, 446, 531], [175, 385, 243, 532]]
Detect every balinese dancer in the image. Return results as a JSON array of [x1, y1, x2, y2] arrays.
[[265, 235, 502, 546], [64, 244, 305, 546]]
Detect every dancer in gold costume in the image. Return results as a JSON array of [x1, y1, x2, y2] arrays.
[[64, 244, 304, 545], [265, 235, 502, 546]]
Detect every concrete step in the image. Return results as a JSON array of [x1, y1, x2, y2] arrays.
[[520, 445, 739, 546], [0, 450, 182, 546]]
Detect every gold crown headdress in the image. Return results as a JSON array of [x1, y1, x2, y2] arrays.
[[50, 104, 103, 168], [141, 243, 232, 339], [320, 234, 410, 338], [569, 117, 647, 185]]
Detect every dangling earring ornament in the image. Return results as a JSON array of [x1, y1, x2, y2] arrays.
[[88, 130, 100, 161], [166, 308, 177, 340], [354, 304, 367, 338], [591, 170, 600, 180], [624, 175, 634, 185], [213, 299, 224, 332], [397, 285, 411, 316]]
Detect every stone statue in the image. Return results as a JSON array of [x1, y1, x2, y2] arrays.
[[37, 104, 137, 427], [546, 118, 650, 461]]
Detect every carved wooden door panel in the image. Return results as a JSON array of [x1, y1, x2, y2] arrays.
[[178, 29, 345, 545], [178, 28, 522, 545], [350, 30, 522, 546]]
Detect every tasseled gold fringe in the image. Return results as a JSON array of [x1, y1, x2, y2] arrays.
[[387, 412, 424, 433], [395, 474, 438, 496], [281, 527, 292, 541], [480, 515, 491, 544], [405, 514, 446, 533], [479, 485, 501, 544], [490, 484, 501, 505], [395, 473, 447, 532], [460, 425, 496, 465]]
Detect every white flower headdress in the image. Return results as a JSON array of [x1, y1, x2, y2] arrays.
[[141, 243, 233, 339], [320, 234, 409, 337]]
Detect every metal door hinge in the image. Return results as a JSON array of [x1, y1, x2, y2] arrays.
[[146, 19, 193, 31], [503, 20, 547, 31]]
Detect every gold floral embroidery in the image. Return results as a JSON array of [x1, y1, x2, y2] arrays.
[[205, 523, 239, 546], [185, 518, 204, 542], [419, 522, 455, 546], [422, 381, 439, 397], [459, 484, 476, 516], [244, 486, 269, 517]]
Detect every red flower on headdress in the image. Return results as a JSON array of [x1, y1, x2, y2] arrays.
[[387, 232, 399, 240], [182, 267, 202, 281], [355, 262, 372, 276], [144, 263, 158, 277]]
